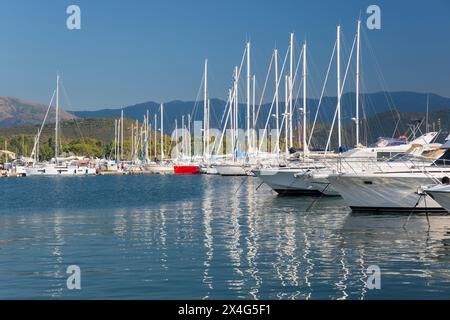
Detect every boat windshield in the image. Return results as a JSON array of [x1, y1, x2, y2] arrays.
[[369, 137, 408, 148], [388, 153, 433, 163]]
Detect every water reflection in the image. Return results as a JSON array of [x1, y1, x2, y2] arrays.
[[202, 177, 214, 299], [245, 179, 262, 300], [0, 176, 450, 299]]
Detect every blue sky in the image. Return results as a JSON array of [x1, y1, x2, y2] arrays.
[[0, 0, 449, 110]]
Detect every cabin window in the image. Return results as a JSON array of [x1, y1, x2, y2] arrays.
[[364, 181, 373, 185]]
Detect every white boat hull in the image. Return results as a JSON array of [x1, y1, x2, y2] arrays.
[[215, 164, 250, 176], [328, 173, 446, 213], [253, 168, 322, 195], [306, 171, 340, 196], [26, 165, 96, 176], [426, 185, 450, 213]]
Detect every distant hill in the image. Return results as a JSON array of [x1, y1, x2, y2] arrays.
[[0, 118, 131, 144], [0, 96, 76, 127], [72, 91, 450, 132], [1, 91, 449, 148]]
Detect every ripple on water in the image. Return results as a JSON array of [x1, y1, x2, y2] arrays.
[[0, 175, 450, 299]]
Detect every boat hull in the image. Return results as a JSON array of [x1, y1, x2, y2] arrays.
[[174, 165, 201, 175], [307, 172, 340, 196], [253, 168, 321, 196], [26, 166, 96, 176], [215, 165, 250, 176], [426, 186, 450, 213], [328, 173, 446, 213]]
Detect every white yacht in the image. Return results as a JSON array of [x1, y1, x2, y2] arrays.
[[253, 133, 438, 196], [327, 141, 450, 213], [25, 74, 97, 177], [26, 157, 96, 176]]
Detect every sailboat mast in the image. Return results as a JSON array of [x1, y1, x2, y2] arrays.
[[131, 123, 134, 160], [337, 25, 342, 149], [203, 59, 208, 158], [175, 118, 178, 159], [154, 114, 157, 160], [114, 119, 117, 160], [355, 19, 361, 147], [146, 110, 150, 160], [188, 113, 191, 159], [252, 74, 256, 150], [228, 88, 234, 159], [246, 41, 251, 152], [55, 73, 59, 159], [234, 66, 239, 162], [182, 115, 185, 158], [160, 104, 164, 161], [284, 75, 289, 154], [120, 110, 124, 160], [426, 93, 430, 133], [303, 41, 308, 155], [274, 49, 279, 156], [289, 33, 294, 148]]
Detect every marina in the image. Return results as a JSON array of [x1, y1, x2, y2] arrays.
[[1, 1, 450, 303]]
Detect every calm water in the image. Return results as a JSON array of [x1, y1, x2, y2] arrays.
[[1, 175, 450, 299]]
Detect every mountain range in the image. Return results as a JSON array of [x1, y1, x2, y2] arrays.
[[0, 96, 76, 127], [72, 91, 450, 132], [0, 92, 449, 144]]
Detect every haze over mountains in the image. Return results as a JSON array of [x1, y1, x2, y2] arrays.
[[72, 91, 450, 131], [0, 96, 76, 127], [0, 92, 449, 139]]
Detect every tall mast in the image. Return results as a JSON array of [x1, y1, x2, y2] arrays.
[[426, 93, 430, 133], [289, 33, 294, 148], [284, 75, 289, 154], [114, 119, 117, 160], [188, 113, 191, 159], [337, 25, 342, 149], [175, 118, 178, 159], [120, 110, 124, 160], [303, 41, 308, 155], [274, 49, 279, 156], [228, 88, 233, 159], [131, 122, 134, 160], [246, 41, 251, 152], [146, 110, 150, 160], [116, 118, 120, 160], [252, 74, 256, 151], [234, 66, 239, 162], [203, 59, 208, 158], [160, 104, 164, 161], [154, 114, 157, 160], [55, 73, 59, 159], [181, 115, 185, 158], [149, 121, 152, 160], [355, 19, 361, 147]]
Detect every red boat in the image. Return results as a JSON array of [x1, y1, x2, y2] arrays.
[[173, 165, 201, 175]]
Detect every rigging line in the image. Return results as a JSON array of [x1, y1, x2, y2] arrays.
[[31, 90, 56, 159], [191, 72, 204, 124], [60, 80, 85, 144], [214, 88, 233, 156], [325, 34, 357, 153], [362, 27, 398, 127], [255, 51, 274, 125], [308, 41, 336, 147], [286, 43, 304, 129], [258, 46, 290, 151]]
